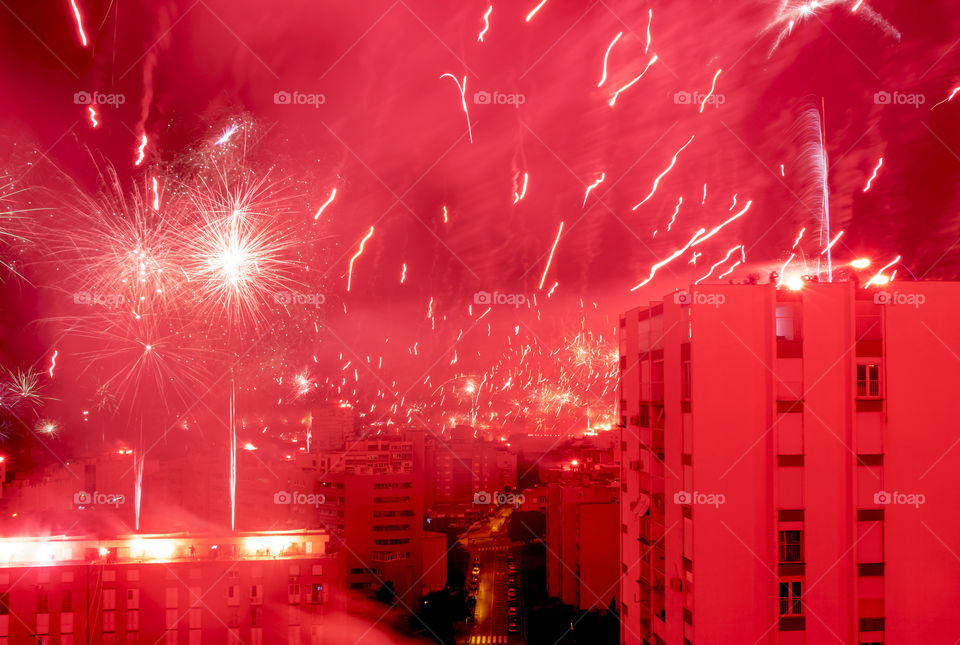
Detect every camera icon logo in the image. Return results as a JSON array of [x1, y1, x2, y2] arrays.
[[674, 290, 692, 305], [274, 491, 292, 504], [473, 491, 492, 505], [74, 91, 92, 105], [274, 91, 292, 105], [474, 91, 492, 105], [874, 490, 890, 505], [74, 491, 92, 504], [873, 292, 891, 305], [474, 291, 492, 305], [273, 291, 292, 305], [673, 490, 692, 505], [73, 291, 92, 305], [873, 91, 891, 105], [673, 91, 692, 105]]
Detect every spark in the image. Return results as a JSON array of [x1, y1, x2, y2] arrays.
[[786, 275, 805, 291], [780, 163, 785, 176], [582, 173, 605, 207], [151, 177, 160, 211], [695, 245, 742, 285], [699, 68, 722, 113], [630, 228, 705, 291], [478, 5, 492, 42], [547, 282, 558, 297], [400, 263, 407, 284], [632, 135, 695, 210], [792, 227, 806, 249], [597, 32, 623, 87], [645, 9, 653, 54], [932, 86, 960, 109], [87, 106, 99, 128], [440, 74, 473, 143], [134, 134, 148, 166], [513, 172, 529, 204], [851, 0, 864, 12], [69, 0, 89, 47], [538, 221, 564, 290], [862, 157, 883, 192], [48, 350, 59, 378], [36, 419, 60, 435], [608, 55, 658, 106], [666, 197, 683, 231], [314, 188, 337, 220], [865, 255, 900, 287], [442, 205, 449, 223], [346, 226, 375, 292], [850, 258, 871, 268], [729, 194, 738, 211], [820, 230, 844, 254], [701, 183, 707, 204], [775, 254, 795, 288], [691, 201, 752, 247], [215, 124, 239, 146], [525, 0, 550, 22], [717, 260, 741, 279]]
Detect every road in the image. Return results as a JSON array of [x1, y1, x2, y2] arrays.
[[460, 508, 524, 644]]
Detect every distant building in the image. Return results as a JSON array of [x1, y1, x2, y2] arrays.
[[309, 402, 355, 452], [0, 530, 338, 644], [619, 282, 960, 645]]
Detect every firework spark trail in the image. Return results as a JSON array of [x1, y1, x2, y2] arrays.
[[702, 183, 707, 204], [478, 5, 492, 42], [87, 106, 99, 128], [776, 253, 796, 287], [215, 124, 239, 146], [699, 68, 722, 113], [630, 228, 706, 291], [717, 260, 741, 279], [547, 281, 558, 297], [151, 177, 160, 211], [632, 135, 695, 210], [792, 227, 806, 249], [780, 163, 786, 176], [694, 245, 742, 284], [820, 230, 844, 254], [597, 32, 624, 87], [729, 194, 738, 211], [314, 188, 337, 220], [346, 226, 374, 292], [439, 74, 473, 144], [400, 263, 407, 284], [513, 172, 529, 203], [931, 86, 960, 109], [69, 0, 89, 46], [442, 205, 449, 223], [134, 134, 148, 166], [666, 197, 683, 231], [691, 201, 752, 247], [865, 255, 901, 287], [851, 0, 865, 11], [525, 0, 550, 22], [645, 9, 653, 54], [582, 173, 605, 207], [863, 157, 883, 191], [538, 221, 564, 290], [765, 0, 899, 57], [47, 350, 59, 378], [608, 55, 658, 106]]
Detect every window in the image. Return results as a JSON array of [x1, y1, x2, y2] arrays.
[[126, 589, 139, 610], [310, 584, 324, 604], [857, 364, 881, 398], [61, 591, 73, 613], [776, 305, 797, 340], [778, 530, 803, 563], [779, 581, 802, 616], [681, 361, 691, 399], [38, 592, 49, 613]]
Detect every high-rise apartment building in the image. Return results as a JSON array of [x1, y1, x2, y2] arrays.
[[619, 282, 960, 645]]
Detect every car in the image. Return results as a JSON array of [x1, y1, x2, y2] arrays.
[[472, 565, 480, 575]]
